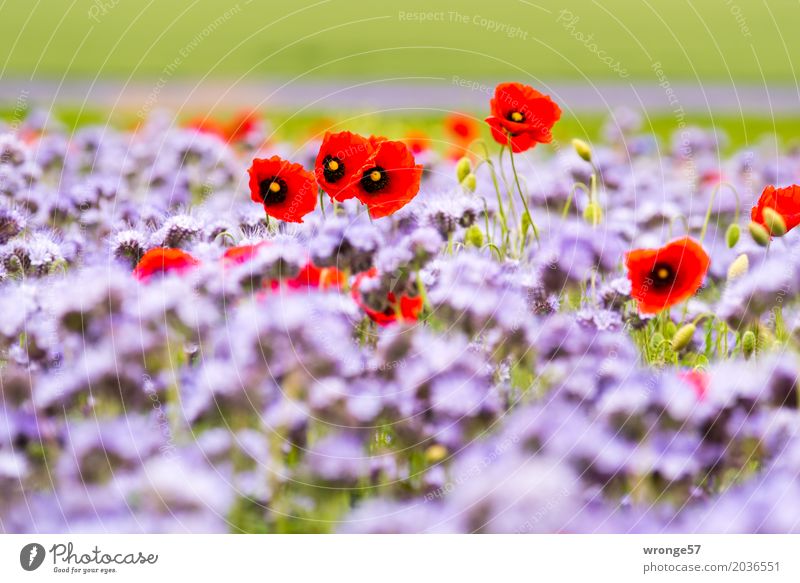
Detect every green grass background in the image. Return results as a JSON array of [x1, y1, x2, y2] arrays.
[[0, 0, 797, 147], [0, 0, 796, 81]]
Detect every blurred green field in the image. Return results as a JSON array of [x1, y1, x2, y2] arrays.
[[5, 103, 796, 154], [0, 0, 796, 82]]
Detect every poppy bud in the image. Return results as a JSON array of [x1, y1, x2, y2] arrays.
[[727, 253, 749, 281], [583, 201, 602, 225], [461, 173, 477, 192], [725, 223, 740, 248], [572, 138, 592, 162], [748, 221, 770, 246], [464, 224, 484, 248], [742, 330, 756, 359], [671, 323, 696, 352], [455, 157, 471, 182], [762, 208, 787, 236], [425, 444, 448, 464]]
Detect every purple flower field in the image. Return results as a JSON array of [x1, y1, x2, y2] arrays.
[[1, 100, 800, 535]]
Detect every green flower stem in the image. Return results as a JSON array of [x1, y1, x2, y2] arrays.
[[474, 140, 510, 244], [508, 147, 540, 249], [700, 181, 741, 243], [563, 182, 590, 219], [318, 188, 326, 218]]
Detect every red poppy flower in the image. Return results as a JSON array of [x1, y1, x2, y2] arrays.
[[679, 370, 709, 400], [445, 113, 480, 144], [186, 116, 229, 140], [403, 130, 431, 156], [751, 184, 800, 235], [248, 156, 317, 223], [352, 139, 423, 219], [226, 110, 261, 143], [133, 248, 199, 282], [351, 267, 423, 326], [277, 262, 345, 291], [222, 241, 270, 266], [485, 82, 562, 153], [314, 131, 375, 202], [625, 237, 710, 314]]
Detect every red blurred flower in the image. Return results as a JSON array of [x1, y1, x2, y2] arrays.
[[226, 110, 261, 143], [485, 82, 561, 153], [625, 237, 710, 314], [186, 116, 228, 140], [352, 139, 423, 219], [133, 248, 199, 282], [351, 267, 423, 326], [679, 370, 709, 400], [279, 262, 345, 291], [403, 130, 431, 156], [751, 184, 800, 235], [222, 241, 270, 266], [248, 156, 317, 223], [187, 111, 262, 143], [314, 131, 374, 202], [445, 112, 480, 144]]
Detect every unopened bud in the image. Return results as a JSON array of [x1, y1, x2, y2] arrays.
[[671, 323, 696, 352], [748, 221, 770, 246], [464, 224, 484, 248], [762, 208, 786, 236], [455, 157, 471, 182], [425, 444, 448, 464], [572, 138, 592, 162], [583, 201, 603, 225], [461, 173, 477, 192], [725, 223, 740, 248], [727, 253, 749, 281], [742, 330, 756, 359]]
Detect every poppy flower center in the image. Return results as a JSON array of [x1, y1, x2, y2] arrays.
[[259, 176, 288, 205], [360, 166, 388, 193], [322, 155, 345, 183], [649, 262, 675, 289], [509, 111, 525, 122]]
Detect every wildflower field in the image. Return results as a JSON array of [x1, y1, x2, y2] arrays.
[[1, 77, 800, 536]]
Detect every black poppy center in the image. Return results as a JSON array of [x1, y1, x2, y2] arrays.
[[360, 166, 388, 193], [507, 110, 525, 123], [322, 155, 346, 183], [259, 176, 288, 205], [649, 262, 675, 289]]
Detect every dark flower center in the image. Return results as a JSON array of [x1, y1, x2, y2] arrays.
[[322, 155, 345, 183], [507, 110, 525, 123], [360, 166, 388, 193], [258, 176, 288, 205], [649, 262, 675, 289]]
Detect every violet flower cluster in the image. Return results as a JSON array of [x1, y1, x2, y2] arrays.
[[1, 108, 800, 534]]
